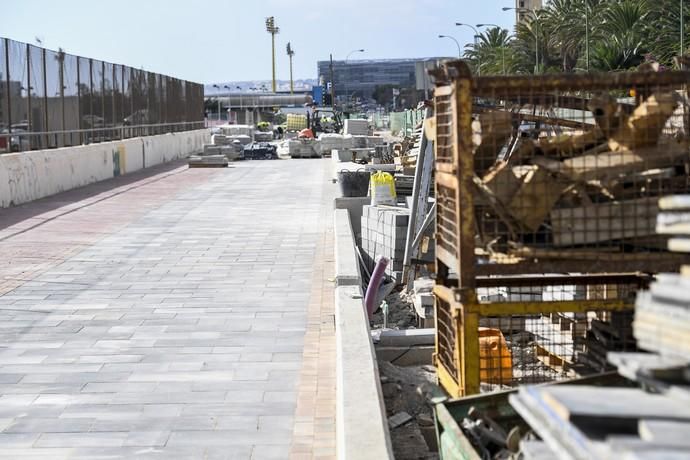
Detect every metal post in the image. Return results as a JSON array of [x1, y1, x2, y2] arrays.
[[502, 45, 506, 75], [453, 63, 478, 395], [682, 0, 685, 68], [59, 50, 65, 146], [5, 39, 12, 137], [41, 48, 50, 148], [403, 106, 434, 289], [112, 64, 116, 140], [76, 56, 81, 144], [100, 61, 105, 142], [121, 66, 126, 139], [271, 33, 276, 93], [473, 37, 481, 73], [26, 44, 31, 150], [289, 54, 294, 94], [329, 54, 335, 108], [535, 18, 539, 74], [88, 59, 94, 143], [585, 6, 590, 72]]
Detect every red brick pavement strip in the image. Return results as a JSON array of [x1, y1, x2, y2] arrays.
[[289, 165, 337, 460], [0, 161, 222, 296]]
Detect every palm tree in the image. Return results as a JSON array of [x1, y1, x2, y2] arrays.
[[643, 0, 690, 66], [464, 27, 513, 75], [590, 0, 649, 70]]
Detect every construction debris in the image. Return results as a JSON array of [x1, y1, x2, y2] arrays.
[[467, 87, 690, 266], [504, 194, 690, 460]]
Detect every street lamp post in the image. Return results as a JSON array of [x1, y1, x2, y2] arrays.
[[212, 84, 221, 121], [585, 4, 590, 72], [456, 22, 481, 75], [476, 23, 507, 74], [502, 7, 540, 74], [265, 17, 280, 93], [223, 85, 231, 122], [344, 49, 364, 111], [682, 0, 685, 69], [286, 43, 295, 94], [438, 35, 462, 58]]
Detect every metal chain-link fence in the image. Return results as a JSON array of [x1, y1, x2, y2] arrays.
[[0, 37, 204, 153]]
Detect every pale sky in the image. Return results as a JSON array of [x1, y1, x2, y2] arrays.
[[3, 0, 515, 84]]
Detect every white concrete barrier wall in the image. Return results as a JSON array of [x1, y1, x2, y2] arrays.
[[0, 129, 209, 208], [334, 209, 393, 460]]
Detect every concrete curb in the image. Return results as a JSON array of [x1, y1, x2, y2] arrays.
[[334, 209, 393, 460], [334, 209, 363, 287]]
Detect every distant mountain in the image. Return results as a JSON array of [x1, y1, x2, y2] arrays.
[[205, 79, 317, 94]]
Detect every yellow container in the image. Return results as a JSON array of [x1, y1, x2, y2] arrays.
[[478, 327, 512, 385]]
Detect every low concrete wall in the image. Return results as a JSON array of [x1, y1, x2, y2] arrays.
[[334, 197, 369, 241], [0, 129, 209, 208], [334, 209, 393, 460]]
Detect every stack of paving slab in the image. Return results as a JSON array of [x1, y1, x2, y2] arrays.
[[318, 133, 353, 157], [209, 134, 241, 160], [289, 139, 321, 158], [189, 134, 230, 167], [220, 124, 254, 140], [351, 135, 384, 149], [254, 130, 274, 142], [360, 205, 409, 284], [344, 119, 369, 136], [226, 134, 252, 146], [634, 194, 690, 359], [505, 194, 690, 460], [332, 135, 384, 162]]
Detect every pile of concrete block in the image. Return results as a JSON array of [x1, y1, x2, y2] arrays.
[[360, 205, 409, 283], [352, 135, 384, 148], [289, 139, 321, 158], [344, 119, 369, 136], [254, 130, 274, 142], [188, 142, 229, 168], [227, 134, 251, 146], [220, 124, 254, 139], [192, 133, 238, 166], [318, 133, 354, 156]]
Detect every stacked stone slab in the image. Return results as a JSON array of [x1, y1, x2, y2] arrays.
[[360, 205, 409, 283], [344, 119, 369, 136], [202, 133, 240, 161], [220, 124, 254, 139], [289, 139, 321, 158], [190, 133, 230, 167], [318, 133, 354, 156], [227, 134, 252, 146]]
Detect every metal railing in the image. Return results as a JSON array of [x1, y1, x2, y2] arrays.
[[0, 121, 206, 153], [0, 37, 204, 153]]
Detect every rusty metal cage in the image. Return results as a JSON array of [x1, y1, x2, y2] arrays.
[[433, 61, 690, 397]]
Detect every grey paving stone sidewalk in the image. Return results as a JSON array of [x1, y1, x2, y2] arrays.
[[0, 159, 335, 459]]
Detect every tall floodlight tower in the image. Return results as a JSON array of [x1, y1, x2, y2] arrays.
[[286, 42, 295, 94], [265, 17, 280, 93]]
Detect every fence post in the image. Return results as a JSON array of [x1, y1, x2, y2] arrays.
[[26, 43, 31, 151], [4, 39, 11, 139], [100, 60, 105, 143], [41, 47, 48, 148]]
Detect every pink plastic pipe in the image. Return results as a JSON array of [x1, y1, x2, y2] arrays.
[[365, 256, 389, 320]]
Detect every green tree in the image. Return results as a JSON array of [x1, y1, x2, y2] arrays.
[[464, 27, 513, 75]]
